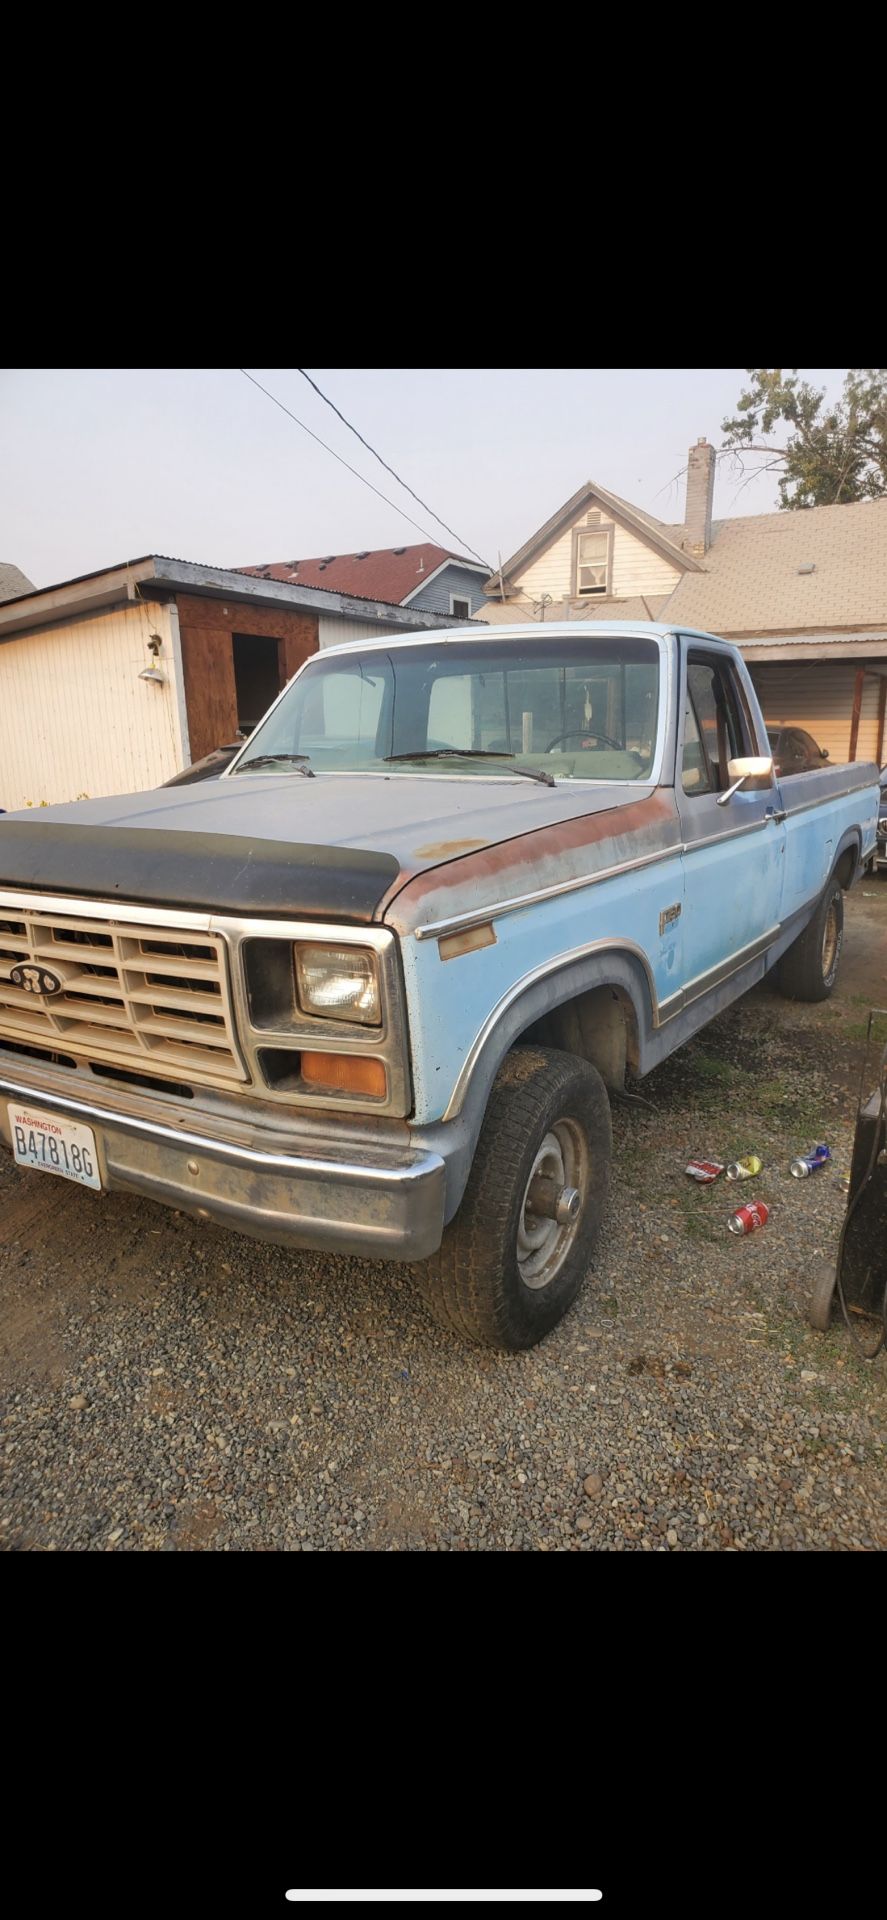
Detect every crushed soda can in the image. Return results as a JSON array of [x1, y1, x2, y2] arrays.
[[727, 1200, 770, 1236], [726, 1155, 763, 1181], [685, 1159, 725, 1183], [790, 1144, 831, 1179]]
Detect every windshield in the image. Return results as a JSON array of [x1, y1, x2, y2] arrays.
[[232, 635, 661, 782]]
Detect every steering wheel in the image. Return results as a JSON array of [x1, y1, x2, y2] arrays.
[[545, 728, 624, 753]]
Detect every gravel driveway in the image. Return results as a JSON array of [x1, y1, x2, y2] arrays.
[[2, 884, 885, 1552]]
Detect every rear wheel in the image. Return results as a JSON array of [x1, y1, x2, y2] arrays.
[[413, 1046, 612, 1350], [778, 879, 844, 1002]]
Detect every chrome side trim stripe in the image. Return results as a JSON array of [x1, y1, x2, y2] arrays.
[[0, 1074, 438, 1189], [682, 818, 772, 854], [777, 781, 879, 820], [414, 842, 684, 942], [413, 816, 774, 944], [657, 925, 780, 1022]]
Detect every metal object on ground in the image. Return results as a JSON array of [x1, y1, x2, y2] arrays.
[[790, 1143, 832, 1178], [808, 1012, 887, 1351], [811, 1011, 887, 1353], [727, 1200, 770, 1236], [685, 1159, 725, 1183], [726, 1154, 763, 1180]]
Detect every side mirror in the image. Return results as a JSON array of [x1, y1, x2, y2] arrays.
[[716, 755, 774, 807]]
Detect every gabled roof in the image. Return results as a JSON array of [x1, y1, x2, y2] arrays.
[[0, 554, 468, 642], [659, 497, 887, 635], [489, 479, 703, 593], [237, 542, 485, 605]]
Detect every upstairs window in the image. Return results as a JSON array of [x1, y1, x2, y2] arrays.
[[449, 594, 471, 618], [573, 527, 612, 596]]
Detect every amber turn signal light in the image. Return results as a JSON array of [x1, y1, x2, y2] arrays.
[[300, 1052, 387, 1098]]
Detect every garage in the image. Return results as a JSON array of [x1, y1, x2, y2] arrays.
[[748, 656, 887, 767]]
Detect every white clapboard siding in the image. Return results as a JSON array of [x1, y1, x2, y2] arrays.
[[747, 661, 882, 765], [0, 601, 184, 811], [611, 527, 682, 598], [317, 614, 405, 650], [516, 519, 681, 603]]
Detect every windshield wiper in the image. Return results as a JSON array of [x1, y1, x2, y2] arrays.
[[234, 753, 314, 777], [384, 749, 555, 787]]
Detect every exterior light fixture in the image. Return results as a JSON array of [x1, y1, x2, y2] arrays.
[[140, 632, 165, 680]]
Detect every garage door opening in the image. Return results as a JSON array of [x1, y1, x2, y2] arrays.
[[232, 633, 283, 734]]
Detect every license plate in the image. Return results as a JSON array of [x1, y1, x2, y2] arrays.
[[7, 1102, 102, 1190]]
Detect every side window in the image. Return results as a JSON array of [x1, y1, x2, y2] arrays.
[[682, 697, 710, 793], [683, 658, 750, 795]]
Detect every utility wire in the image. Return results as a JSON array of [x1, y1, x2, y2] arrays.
[[296, 367, 491, 569], [239, 368, 445, 548]]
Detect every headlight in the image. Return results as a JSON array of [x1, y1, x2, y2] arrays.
[[294, 944, 381, 1025]]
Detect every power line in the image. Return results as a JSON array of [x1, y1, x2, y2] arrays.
[[296, 367, 491, 568], [238, 368, 444, 547]]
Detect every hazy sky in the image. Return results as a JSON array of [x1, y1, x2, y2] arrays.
[[1, 368, 848, 589]]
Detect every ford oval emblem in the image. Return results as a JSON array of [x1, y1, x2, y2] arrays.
[[10, 963, 64, 997]]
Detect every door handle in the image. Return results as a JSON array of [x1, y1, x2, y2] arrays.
[[765, 806, 787, 824]]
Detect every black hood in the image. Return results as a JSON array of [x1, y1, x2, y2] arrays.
[[0, 815, 399, 923]]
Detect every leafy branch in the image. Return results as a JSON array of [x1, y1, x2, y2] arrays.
[[721, 369, 887, 508]]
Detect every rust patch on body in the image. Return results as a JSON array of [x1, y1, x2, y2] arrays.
[[385, 789, 679, 928], [411, 838, 489, 860]]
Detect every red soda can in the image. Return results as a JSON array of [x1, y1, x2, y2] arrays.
[[727, 1200, 770, 1236], [685, 1160, 725, 1183]]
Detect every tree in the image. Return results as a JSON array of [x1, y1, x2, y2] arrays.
[[721, 369, 887, 508]]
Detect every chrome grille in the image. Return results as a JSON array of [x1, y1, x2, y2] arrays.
[[0, 908, 245, 1089]]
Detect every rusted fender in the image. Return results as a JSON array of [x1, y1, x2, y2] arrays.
[[381, 789, 680, 937]]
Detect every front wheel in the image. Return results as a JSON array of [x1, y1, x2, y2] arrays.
[[413, 1046, 612, 1349], [778, 879, 844, 1003]]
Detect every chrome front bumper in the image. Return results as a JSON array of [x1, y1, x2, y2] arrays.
[[0, 1072, 446, 1261]]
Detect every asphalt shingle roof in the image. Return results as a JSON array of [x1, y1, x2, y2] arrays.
[[660, 497, 887, 634]]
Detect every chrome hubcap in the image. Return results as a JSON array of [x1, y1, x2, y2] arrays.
[[517, 1120, 588, 1290]]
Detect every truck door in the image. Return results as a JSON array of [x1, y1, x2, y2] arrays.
[[676, 644, 786, 1008]]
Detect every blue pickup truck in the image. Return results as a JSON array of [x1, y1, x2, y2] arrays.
[[0, 623, 880, 1348]]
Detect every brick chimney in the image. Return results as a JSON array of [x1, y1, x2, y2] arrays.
[[683, 436, 715, 556]]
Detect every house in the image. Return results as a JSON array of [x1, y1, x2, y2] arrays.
[[481, 439, 887, 768], [0, 553, 467, 811], [238, 543, 491, 623]]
